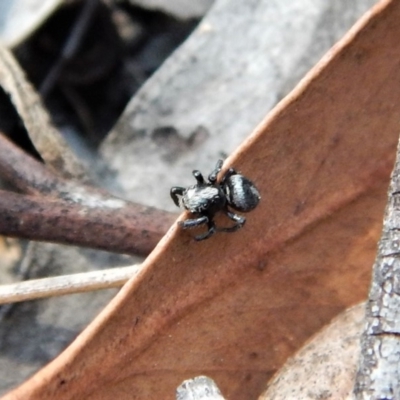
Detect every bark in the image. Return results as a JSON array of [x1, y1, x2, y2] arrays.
[[355, 138, 400, 398]]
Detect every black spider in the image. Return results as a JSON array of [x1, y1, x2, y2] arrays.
[[170, 159, 261, 241]]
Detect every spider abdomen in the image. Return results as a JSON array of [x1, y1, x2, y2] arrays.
[[224, 174, 260, 212]]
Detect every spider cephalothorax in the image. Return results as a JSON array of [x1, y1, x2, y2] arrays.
[[170, 159, 260, 241]]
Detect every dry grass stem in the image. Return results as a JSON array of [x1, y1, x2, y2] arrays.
[[0, 264, 142, 304]]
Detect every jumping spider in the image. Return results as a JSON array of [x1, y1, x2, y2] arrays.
[[170, 159, 261, 241]]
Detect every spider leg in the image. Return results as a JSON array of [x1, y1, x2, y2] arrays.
[[179, 215, 208, 229], [220, 168, 238, 186], [218, 209, 246, 232], [192, 170, 205, 184], [170, 187, 185, 207], [194, 219, 216, 241], [208, 159, 223, 183]]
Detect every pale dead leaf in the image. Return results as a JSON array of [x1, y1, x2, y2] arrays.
[[0, 0, 62, 48], [0, 43, 85, 179], [260, 304, 364, 400]]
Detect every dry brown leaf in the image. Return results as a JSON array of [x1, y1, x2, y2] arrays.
[[3, 0, 400, 399]]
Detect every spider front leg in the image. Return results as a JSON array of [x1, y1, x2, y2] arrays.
[[220, 167, 237, 186], [179, 215, 209, 229], [192, 170, 205, 184], [178, 215, 216, 241], [218, 209, 246, 232], [194, 219, 216, 241], [170, 187, 186, 207], [208, 159, 223, 183]]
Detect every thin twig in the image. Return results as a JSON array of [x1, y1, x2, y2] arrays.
[[0, 264, 141, 305], [0, 131, 177, 255], [0, 189, 176, 256], [40, 0, 99, 97], [0, 132, 63, 195]]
